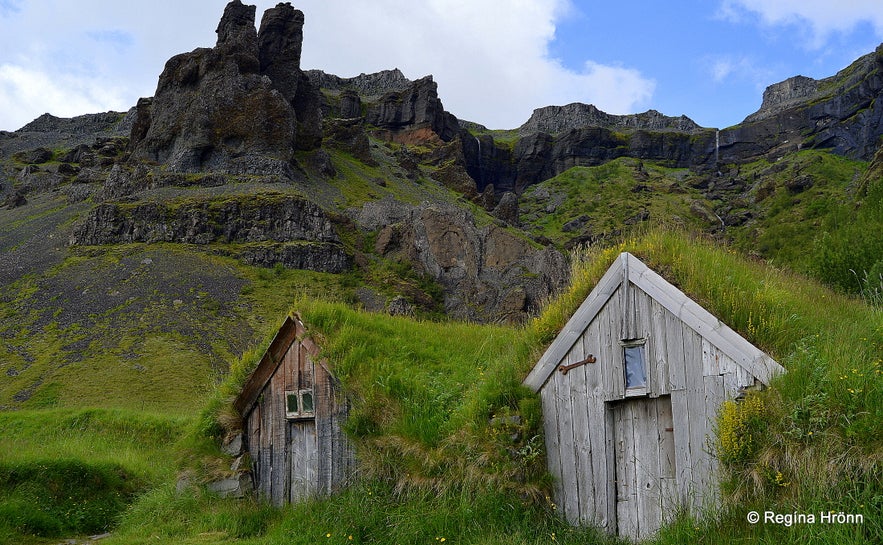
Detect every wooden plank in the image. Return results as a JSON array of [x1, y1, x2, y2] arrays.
[[270, 365, 287, 507], [556, 348, 580, 525], [631, 281, 651, 341], [683, 329, 707, 511], [247, 408, 261, 492], [601, 288, 625, 401], [258, 394, 272, 500], [524, 257, 624, 392], [569, 338, 595, 525], [722, 370, 739, 399], [289, 422, 306, 502], [612, 403, 626, 535], [656, 396, 677, 522], [667, 317, 693, 506], [702, 374, 726, 509], [329, 392, 350, 492], [719, 350, 737, 376], [283, 339, 298, 391], [701, 338, 719, 377], [648, 298, 670, 396], [234, 316, 299, 415], [614, 402, 638, 541], [620, 256, 631, 340], [633, 398, 660, 540], [540, 384, 564, 516], [315, 366, 333, 495], [664, 306, 687, 392], [584, 320, 610, 529], [736, 365, 755, 389], [670, 390, 691, 507]]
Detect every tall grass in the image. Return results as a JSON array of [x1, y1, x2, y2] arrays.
[[0, 409, 189, 543], [95, 228, 883, 544]]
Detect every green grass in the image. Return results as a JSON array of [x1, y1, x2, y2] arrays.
[[0, 409, 189, 543], [725, 150, 868, 269], [518, 159, 712, 247], [115, 228, 876, 545], [2, 223, 880, 544]]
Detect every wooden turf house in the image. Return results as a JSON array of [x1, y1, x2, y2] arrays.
[[524, 253, 784, 541], [233, 314, 354, 506]]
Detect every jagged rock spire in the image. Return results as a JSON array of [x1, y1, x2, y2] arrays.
[[129, 0, 322, 174], [216, 0, 259, 53]]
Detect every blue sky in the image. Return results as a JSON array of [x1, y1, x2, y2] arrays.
[[1, 1, 882, 131]]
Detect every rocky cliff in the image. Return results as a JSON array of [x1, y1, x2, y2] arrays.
[[69, 193, 350, 273], [309, 69, 460, 143], [128, 0, 321, 175], [5, 0, 883, 325], [718, 45, 883, 162], [461, 44, 883, 195], [352, 197, 567, 321], [518, 103, 704, 136]]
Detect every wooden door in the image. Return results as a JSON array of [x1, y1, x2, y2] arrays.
[[287, 419, 318, 503], [612, 395, 677, 541]]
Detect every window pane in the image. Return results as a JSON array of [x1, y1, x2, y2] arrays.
[[301, 391, 314, 413], [286, 392, 299, 414], [624, 345, 647, 389]]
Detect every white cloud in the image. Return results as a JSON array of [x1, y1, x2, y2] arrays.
[[705, 55, 772, 89], [0, 1, 655, 131], [0, 64, 129, 130], [720, 0, 883, 47], [295, 0, 655, 128]]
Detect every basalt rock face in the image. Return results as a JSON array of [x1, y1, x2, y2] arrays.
[[70, 194, 350, 273], [460, 134, 517, 193], [258, 4, 322, 150], [354, 197, 568, 322], [462, 124, 716, 194], [365, 76, 460, 142], [518, 103, 704, 136], [309, 69, 460, 143], [129, 1, 321, 175], [460, 45, 883, 195], [719, 45, 883, 163], [306, 68, 413, 98]]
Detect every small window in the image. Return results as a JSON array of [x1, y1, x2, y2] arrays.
[[622, 340, 647, 391], [286, 392, 299, 414], [285, 389, 315, 420], [301, 390, 314, 413]]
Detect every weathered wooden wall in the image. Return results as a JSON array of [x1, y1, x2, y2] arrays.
[[540, 280, 758, 540], [241, 318, 355, 506]]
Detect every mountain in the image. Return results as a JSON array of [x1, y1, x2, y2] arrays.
[[0, 0, 881, 411]]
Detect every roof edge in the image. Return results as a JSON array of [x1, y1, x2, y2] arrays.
[[524, 252, 785, 392], [233, 314, 315, 416]]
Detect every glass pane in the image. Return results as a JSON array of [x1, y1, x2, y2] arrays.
[[301, 391, 314, 413], [624, 345, 647, 389], [286, 392, 299, 414]]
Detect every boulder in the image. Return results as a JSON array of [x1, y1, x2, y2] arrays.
[[207, 473, 252, 499], [13, 147, 53, 164]]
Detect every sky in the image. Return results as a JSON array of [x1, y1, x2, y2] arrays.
[[1, 1, 882, 132]]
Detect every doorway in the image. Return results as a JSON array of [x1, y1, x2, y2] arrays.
[[611, 395, 677, 540]]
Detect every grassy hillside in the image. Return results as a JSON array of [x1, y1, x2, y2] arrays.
[[518, 149, 882, 305], [2, 136, 880, 544], [3, 229, 868, 545]]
